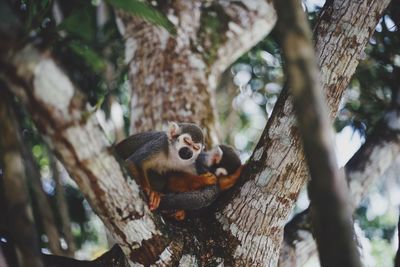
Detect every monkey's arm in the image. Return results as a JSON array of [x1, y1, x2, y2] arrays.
[[166, 172, 217, 192], [218, 165, 244, 191]]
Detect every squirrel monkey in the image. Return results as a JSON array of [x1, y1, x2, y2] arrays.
[[161, 145, 243, 220], [115, 122, 206, 210]]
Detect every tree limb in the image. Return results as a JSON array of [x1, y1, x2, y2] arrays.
[[50, 155, 76, 256], [21, 140, 66, 256], [275, 0, 362, 265], [0, 47, 182, 266]]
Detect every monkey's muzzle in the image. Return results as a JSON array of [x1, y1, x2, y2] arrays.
[[179, 147, 193, 160]]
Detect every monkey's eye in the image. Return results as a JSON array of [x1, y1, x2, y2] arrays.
[[183, 137, 192, 146]]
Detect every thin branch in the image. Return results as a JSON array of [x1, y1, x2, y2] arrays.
[[22, 141, 65, 256], [275, 0, 362, 266], [50, 155, 76, 256]]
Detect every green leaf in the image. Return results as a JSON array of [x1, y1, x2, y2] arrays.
[[58, 8, 95, 42], [69, 41, 106, 73], [105, 0, 176, 35]]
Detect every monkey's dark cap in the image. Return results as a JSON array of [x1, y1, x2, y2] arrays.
[[178, 123, 205, 144], [218, 145, 241, 174]]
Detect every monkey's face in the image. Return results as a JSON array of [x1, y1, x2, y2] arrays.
[[173, 133, 203, 163], [203, 145, 241, 176]]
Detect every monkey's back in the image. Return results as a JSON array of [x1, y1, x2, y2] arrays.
[[115, 131, 168, 161]]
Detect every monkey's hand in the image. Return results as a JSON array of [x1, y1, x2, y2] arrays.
[[199, 172, 218, 186], [173, 210, 186, 221], [218, 165, 244, 191], [144, 188, 163, 211]]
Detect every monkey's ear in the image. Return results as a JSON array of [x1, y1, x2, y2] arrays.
[[167, 121, 181, 139], [208, 146, 223, 166]]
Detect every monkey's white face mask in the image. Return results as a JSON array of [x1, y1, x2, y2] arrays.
[[167, 122, 204, 164], [173, 133, 203, 163]]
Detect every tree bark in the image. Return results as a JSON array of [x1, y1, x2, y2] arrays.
[[0, 89, 44, 267], [0, 48, 181, 266], [217, 0, 390, 265], [116, 0, 277, 145], [275, 0, 361, 266]]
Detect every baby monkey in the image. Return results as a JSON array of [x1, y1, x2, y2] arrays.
[[163, 144, 243, 220]]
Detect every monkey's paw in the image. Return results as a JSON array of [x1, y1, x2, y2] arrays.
[[200, 172, 218, 185], [173, 210, 186, 221], [144, 189, 163, 211]]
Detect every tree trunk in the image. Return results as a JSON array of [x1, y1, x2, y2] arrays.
[[0, 88, 44, 267], [116, 0, 277, 145], [1, 48, 180, 266]]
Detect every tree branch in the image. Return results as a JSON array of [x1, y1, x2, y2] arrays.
[[50, 155, 76, 256], [22, 140, 66, 256], [0, 47, 182, 266], [275, 0, 361, 265]]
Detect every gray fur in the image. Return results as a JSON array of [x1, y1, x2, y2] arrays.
[[115, 131, 167, 160], [159, 185, 220, 211], [125, 133, 168, 165]]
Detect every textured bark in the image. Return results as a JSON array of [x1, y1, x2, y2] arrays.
[[280, 110, 400, 267], [117, 0, 276, 145], [0, 47, 182, 266], [217, 0, 390, 266], [0, 89, 44, 267], [50, 156, 76, 256], [275, 0, 361, 265]]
